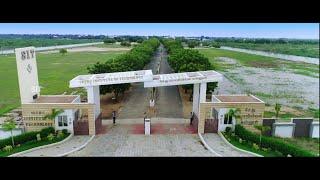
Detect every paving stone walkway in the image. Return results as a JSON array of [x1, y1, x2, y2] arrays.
[[14, 135, 92, 157], [202, 133, 254, 157], [69, 125, 215, 157]]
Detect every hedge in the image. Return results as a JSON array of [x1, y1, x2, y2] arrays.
[[234, 124, 314, 157], [0, 127, 55, 149]]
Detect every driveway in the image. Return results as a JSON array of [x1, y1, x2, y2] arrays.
[[68, 125, 214, 157], [118, 44, 183, 119]]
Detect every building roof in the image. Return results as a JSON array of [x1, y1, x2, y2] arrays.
[[34, 95, 79, 103], [212, 95, 264, 103]]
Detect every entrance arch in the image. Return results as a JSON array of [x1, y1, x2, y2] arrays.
[[69, 70, 223, 135]]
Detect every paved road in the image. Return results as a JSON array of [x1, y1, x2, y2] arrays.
[[118, 44, 183, 119], [155, 46, 183, 118], [68, 125, 214, 157]]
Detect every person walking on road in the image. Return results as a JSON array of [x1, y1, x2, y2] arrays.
[[112, 111, 116, 124]]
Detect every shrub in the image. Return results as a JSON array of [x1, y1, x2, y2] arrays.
[[59, 48, 67, 55], [47, 133, 54, 141], [252, 143, 259, 150], [103, 38, 116, 44], [2, 145, 13, 152], [40, 127, 55, 137], [0, 131, 38, 149], [62, 129, 68, 135], [120, 41, 131, 47], [225, 127, 232, 134], [57, 131, 64, 139], [235, 124, 314, 157]]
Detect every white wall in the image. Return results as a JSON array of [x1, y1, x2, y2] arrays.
[[273, 123, 295, 138], [215, 108, 235, 132], [54, 109, 74, 133], [310, 122, 319, 138], [0, 128, 23, 140]]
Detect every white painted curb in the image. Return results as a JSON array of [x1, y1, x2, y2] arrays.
[[198, 133, 222, 157], [218, 132, 263, 157], [57, 135, 95, 157], [9, 134, 73, 157]]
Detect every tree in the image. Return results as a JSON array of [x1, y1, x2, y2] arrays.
[[275, 103, 281, 118], [187, 40, 200, 48], [254, 125, 271, 147], [2, 118, 16, 147], [120, 41, 131, 47], [103, 38, 116, 44], [227, 108, 241, 124], [59, 48, 67, 55], [44, 108, 64, 121]]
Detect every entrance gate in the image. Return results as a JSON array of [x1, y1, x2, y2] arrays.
[[69, 70, 223, 135]]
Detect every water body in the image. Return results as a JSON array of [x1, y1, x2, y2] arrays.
[[220, 46, 319, 65]]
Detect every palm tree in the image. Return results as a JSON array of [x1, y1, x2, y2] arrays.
[[227, 108, 241, 124], [275, 103, 281, 118], [44, 109, 64, 121], [2, 118, 16, 146]]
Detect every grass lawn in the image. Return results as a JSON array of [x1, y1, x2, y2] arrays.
[[274, 137, 320, 156], [198, 48, 319, 78], [0, 134, 70, 157], [0, 51, 125, 116]]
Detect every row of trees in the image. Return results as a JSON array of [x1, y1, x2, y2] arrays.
[[87, 38, 160, 99], [161, 39, 218, 96]]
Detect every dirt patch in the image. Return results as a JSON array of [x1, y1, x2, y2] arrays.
[[216, 57, 237, 64], [100, 89, 132, 119], [40, 46, 131, 54], [265, 106, 305, 116], [246, 60, 279, 68], [220, 66, 319, 110], [178, 86, 192, 119]]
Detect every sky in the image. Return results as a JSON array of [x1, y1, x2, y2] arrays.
[[0, 23, 318, 39]]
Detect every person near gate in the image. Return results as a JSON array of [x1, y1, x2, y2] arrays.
[[190, 112, 194, 125], [112, 110, 116, 124]]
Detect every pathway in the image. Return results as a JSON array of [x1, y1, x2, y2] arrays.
[[118, 44, 183, 119], [69, 125, 214, 157], [202, 133, 255, 157], [14, 135, 92, 157]]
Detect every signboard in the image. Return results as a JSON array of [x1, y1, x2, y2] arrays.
[[144, 71, 223, 87], [69, 70, 153, 88], [15, 47, 40, 103]]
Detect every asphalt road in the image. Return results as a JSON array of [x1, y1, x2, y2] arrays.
[[118, 44, 183, 119]]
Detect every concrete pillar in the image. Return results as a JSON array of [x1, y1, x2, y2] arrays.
[[86, 86, 100, 118], [200, 82, 207, 103], [192, 83, 200, 116]]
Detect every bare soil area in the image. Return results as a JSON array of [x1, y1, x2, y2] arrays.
[[39, 46, 131, 54]]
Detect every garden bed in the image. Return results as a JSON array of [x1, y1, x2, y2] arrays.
[[222, 125, 317, 157], [0, 127, 70, 157]]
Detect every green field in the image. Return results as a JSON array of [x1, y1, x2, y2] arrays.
[[0, 38, 101, 50], [219, 42, 319, 58], [0, 51, 125, 116], [198, 48, 319, 78]]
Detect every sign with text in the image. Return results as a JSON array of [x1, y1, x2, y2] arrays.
[[15, 47, 40, 103]]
